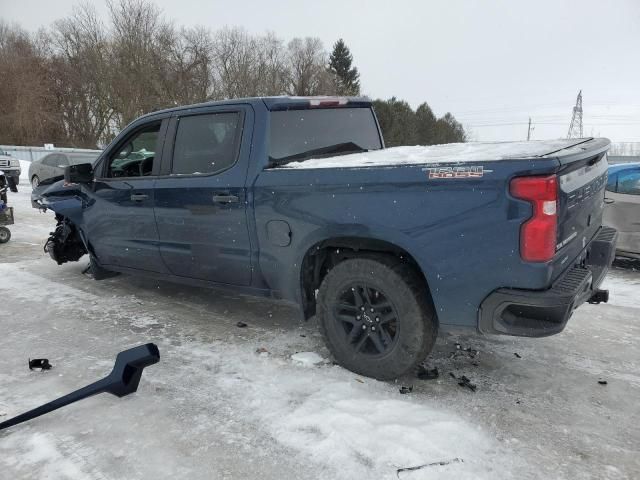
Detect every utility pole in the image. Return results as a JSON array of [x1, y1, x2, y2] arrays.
[[527, 117, 532, 141], [567, 90, 583, 139]]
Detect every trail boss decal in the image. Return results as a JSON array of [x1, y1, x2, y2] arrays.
[[424, 166, 489, 179]]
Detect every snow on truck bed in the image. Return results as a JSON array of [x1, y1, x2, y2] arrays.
[[279, 138, 595, 169]]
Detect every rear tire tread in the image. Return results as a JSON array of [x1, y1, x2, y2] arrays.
[[317, 255, 437, 380]]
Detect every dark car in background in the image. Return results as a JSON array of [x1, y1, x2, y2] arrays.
[[605, 162, 640, 258], [29, 151, 100, 189]]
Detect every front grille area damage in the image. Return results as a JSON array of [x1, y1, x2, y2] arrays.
[[44, 215, 87, 265]]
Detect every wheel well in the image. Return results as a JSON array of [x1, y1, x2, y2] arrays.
[[300, 237, 435, 319]]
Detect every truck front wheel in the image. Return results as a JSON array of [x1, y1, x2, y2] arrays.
[[317, 257, 437, 380]]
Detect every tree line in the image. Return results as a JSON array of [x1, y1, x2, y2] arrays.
[[0, 0, 466, 149]]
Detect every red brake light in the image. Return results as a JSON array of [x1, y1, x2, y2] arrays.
[[510, 175, 558, 262]]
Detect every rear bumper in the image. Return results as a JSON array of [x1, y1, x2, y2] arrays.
[[478, 226, 617, 337]]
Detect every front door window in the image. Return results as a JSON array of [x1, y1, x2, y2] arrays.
[[108, 123, 161, 178]]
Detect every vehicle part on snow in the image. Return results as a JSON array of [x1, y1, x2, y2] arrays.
[[416, 365, 439, 380], [236, 321, 247, 328], [28, 359, 52, 371], [457, 375, 477, 392], [398, 385, 413, 394], [514, 352, 522, 358], [0, 343, 159, 431], [396, 458, 463, 477], [598, 380, 608, 385], [44, 216, 87, 265], [449, 344, 479, 360]]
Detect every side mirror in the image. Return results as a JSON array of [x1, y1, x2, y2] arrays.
[[64, 163, 94, 184]]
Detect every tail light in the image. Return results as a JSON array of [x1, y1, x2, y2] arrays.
[[308, 97, 349, 107], [510, 175, 558, 262]]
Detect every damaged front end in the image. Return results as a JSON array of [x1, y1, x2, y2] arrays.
[[45, 215, 87, 265], [32, 179, 90, 265]]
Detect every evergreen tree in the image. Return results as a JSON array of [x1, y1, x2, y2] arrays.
[[372, 98, 417, 147], [373, 98, 466, 147], [415, 102, 437, 145], [328, 39, 360, 96]]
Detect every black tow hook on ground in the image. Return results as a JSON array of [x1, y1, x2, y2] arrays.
[[588, 289, 609, 305], [0, 343, 160, 431]]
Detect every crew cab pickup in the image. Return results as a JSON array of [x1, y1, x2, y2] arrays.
[[32, 96, 617, 379]]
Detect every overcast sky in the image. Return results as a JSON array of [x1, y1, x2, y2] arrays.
[[2, 0, 639, 142]]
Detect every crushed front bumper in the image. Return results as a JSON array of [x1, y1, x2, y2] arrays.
[[478, 226, 617, 337]]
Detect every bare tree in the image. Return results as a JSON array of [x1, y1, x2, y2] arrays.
[[50, 3, 114, 147], [253, 31, 289, 96], [0, 22, 63, 146], [164, 26, 215, 105], [286, 37, 335, 96], [107, 0, 176, 127]]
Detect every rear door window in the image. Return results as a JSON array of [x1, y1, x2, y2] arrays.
[[42, 154, 60, 167], [171, 112, 242, 175], [269, 107, 382, 166]]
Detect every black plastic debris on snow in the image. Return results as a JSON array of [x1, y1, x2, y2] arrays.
[[28, 358, 52, 371], [514, 352, 522, 358], [598, 380, 608, 385], [399, 385, 413, 394], [449, 342, 479, 360], [0, 343, 159, 431], [396, 458, 463, 477], [416, 365, 439, 380], [236, 321, 248, 328], [457, 375, 477, 392]]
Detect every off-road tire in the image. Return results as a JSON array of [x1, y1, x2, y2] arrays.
[[317, 256, 437, 380]]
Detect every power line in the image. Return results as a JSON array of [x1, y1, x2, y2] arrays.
[[567, 90, 584, 138]]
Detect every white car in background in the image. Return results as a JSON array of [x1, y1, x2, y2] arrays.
[[0, 150, 21, 185], [28, 151, 100, 189], [604, 162, 640, 259]]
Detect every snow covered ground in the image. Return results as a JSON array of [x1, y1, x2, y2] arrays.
[[0, 166, 639, 480]]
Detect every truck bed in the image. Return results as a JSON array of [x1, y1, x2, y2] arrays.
[[274, 138, 602, 169]]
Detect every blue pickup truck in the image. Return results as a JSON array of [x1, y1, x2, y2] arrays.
[[32, 96, 617, 379]]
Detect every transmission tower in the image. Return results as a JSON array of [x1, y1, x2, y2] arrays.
[[567, 90, 583, 138]]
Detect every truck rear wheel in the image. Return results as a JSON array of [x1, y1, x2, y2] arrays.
[[317, 257, 437, 380]]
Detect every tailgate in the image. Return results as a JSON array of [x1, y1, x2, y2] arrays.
[[554, 145, 609, 271]]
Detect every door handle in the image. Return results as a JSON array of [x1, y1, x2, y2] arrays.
[[212, 194, 239, 204], [130, 193, 149, 202]]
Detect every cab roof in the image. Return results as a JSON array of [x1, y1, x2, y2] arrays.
[[138, 96, 372, 120]]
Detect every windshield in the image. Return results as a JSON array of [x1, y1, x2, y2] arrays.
[[269, 107, 382, 166]]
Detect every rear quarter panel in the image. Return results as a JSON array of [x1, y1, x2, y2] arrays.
[[253, 159, 559, 327]]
